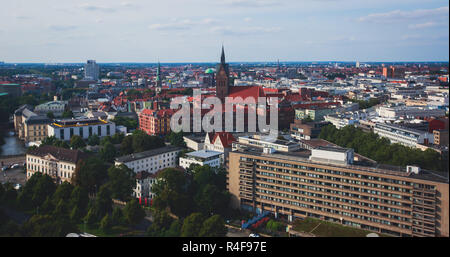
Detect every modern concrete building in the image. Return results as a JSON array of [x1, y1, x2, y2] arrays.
[[115, 145, 182, 174], [26, 145, 89, 184], [48, 117, 116, 141], [376, 106, 446, 119], [228, 145, 449, 237], [84, 60, 99, 81], [236, 134, 300, 153], [374, 123, 434, 148], [179, 149, 223, 169]]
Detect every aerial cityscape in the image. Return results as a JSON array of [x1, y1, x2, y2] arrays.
[[0, 0, 449, 242]]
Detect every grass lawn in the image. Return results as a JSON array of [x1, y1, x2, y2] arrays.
[[76, 223, 143, 237], [292, 218, 389, 237]]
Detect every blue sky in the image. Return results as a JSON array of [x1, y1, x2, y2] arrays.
[[0, 0, 448, 62]]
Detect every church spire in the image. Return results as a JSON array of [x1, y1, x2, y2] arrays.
[[221, 45, 225, 64]]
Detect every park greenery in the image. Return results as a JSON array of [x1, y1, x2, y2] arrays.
[[349, 98, 381, 110], [147, 165, 230, 237], [112, 116, 138, 130], [319, 124, 446, 172]]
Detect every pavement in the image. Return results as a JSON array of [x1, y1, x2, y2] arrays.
[[0, 167, 26, 186]]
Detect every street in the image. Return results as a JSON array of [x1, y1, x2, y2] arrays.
[[0, 166, 26, 186]]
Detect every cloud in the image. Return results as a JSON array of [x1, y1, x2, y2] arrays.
[[149, 18, 219, 31], [220, 0, 279, 7], [358, 6, 449, 23], [408, 22, 443, 29], [79, 3, 116, 12], [244, 17, 252, 22], [210, 26, 282, 35], [48, 25, 78, 31]]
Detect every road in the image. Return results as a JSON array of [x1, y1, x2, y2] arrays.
[[0, 155, 26, 167], [0, 167, 26, 186]]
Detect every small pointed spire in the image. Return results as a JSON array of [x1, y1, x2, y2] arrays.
[[221, 45, 225, 64]]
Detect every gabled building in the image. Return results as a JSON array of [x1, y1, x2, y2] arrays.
[[26, 145, 89, 184]]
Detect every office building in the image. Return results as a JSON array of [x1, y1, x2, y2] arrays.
[[48, 117, 116, 141], [374, 123, 434, 148], [84, 60, 99, 81]]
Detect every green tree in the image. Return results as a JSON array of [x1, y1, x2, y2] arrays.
[[100, 141, 117, 163], [31, 174, 56, 208], [53, 181, 74, 205], [70, 135, 86, 149], [73, 157, 108, 193], [84, 208, 98, 228], [70, 205, 83, 224], [106, 164, 135, 201], [69, 186, 89, 214], [123, 199, 145, 226], [46, 111, 55, 119], [111, 207, 125, 226], [165, 219, 182, 237], [94, 184, 113, 219], [62, 110, 74, 118], [100, 214, 113, 233], [199, 215, 227, 237], [120, 136, 134, 155], [87, 134, 100, 146], [147, 210, 174, 237], [181, 212, 205, 237]]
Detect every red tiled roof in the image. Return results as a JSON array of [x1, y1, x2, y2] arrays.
[[212, 132, 235, 148]]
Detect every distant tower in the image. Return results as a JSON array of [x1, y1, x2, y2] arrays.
[[216, 46, 230, 102], [156, 61, 162, 93], [356, 61, 360, 68], [84, 60, 99, 81]]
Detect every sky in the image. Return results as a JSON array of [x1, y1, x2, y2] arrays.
[[0, 0, 449, 63]]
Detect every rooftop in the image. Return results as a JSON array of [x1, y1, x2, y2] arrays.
[[115, 145, 183, 163], [27, 145, 89, 164], [233, 145, 448, 184], [185, 149, 223, 159]]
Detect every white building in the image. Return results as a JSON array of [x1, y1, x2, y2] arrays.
[[34, 101, 68, 116], [133, 170, 160, 199], [84, 60, 99, 81], [115, 145, 182, 174], [179, 150, 223, 169], [26, 145, 88, 184], [236, 134, 300, 152], [376, 106, 446, 119], [374, 122, 434, 148], [48, 117, 116, 141]]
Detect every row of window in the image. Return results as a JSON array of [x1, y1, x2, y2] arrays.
[[255, 182, 412, 216], [257, 171, 410, 202], [257, 194, 412, 230]]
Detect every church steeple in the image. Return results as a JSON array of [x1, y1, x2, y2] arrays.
[[221, 45, 226, 64], [216, 46, 230, 102], [156, 61, 162, 88]]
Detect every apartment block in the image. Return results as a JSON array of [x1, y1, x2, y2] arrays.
[[228, 144, 449, 237], [115, 145, 182, 174]]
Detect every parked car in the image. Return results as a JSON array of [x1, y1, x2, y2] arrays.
[[10, 164, 19, 169], [14, 184, 22, 190], [1, 166, 8, 171], [249, 233, 260, 237]]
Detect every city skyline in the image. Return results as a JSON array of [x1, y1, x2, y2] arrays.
[[0, 0, 449, 63]]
